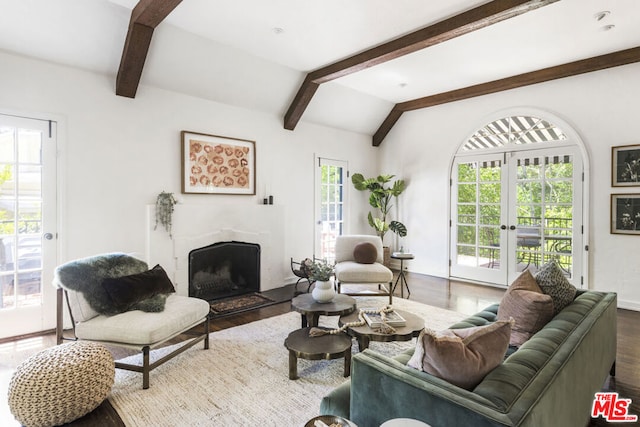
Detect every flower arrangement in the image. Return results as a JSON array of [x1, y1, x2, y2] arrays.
[[307, 258, 334, 282]]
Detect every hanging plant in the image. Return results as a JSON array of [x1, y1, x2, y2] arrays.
[[154, 191, 178, 238]]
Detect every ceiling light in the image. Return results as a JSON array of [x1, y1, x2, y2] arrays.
[[272, 27, 284, 35], [602, 24, 616, 31], [594, 11, 610, 21], [399, 82, 408, 88]]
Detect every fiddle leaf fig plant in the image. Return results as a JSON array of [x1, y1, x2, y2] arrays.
[[352, 173, 407, 243]]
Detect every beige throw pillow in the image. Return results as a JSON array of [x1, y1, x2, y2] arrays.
[[407, 320, 512, 390], [497, 270, 554, 347]]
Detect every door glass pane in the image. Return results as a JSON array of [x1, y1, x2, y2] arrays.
[[319, 163, 345, 262], [0, 126, 43, 309], [455, 160, 501, 270], [515, 155, 573, 277]]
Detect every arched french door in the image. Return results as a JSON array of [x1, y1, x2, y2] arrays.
[[449, 112, 587, 288]]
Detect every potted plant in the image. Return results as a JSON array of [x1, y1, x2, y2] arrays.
[[352, 173, 407, 265], [308, 259, 335, 303], [154, 191, 178, 238], [352, 173, 407, 240]]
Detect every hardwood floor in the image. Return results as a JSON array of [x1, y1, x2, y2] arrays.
[[1, 272, 638, 426]]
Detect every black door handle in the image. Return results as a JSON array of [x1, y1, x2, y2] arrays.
[[509, 225, 516, 230], [500, 225, 507, 230]]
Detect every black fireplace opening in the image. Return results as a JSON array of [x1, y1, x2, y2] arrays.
[[188, 241, 260, 302]]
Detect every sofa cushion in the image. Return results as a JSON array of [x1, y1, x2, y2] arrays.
[[498, 270, 554, 347], [353, 242, 378, 264], [535, 261, 577, 315], [102, 264, 175, 314], [407, 320, 513, 390]]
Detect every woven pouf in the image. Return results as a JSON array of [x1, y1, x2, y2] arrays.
[[8, 341, 115, 427]]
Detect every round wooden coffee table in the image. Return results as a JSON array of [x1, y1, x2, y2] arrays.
[[339, 309, 424, 351], [284, 327, 352, 380], [291, 293, 357, 328]]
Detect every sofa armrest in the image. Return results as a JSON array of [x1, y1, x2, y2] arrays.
[[349, 350, 511, 427]]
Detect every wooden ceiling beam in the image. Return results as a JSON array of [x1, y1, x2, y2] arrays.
[[116, 0, 183, 98], [373, 46, 640, 146], [284, 0, 559, 130]]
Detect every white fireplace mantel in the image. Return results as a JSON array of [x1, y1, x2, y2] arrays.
[[145, 202, 286, 296]]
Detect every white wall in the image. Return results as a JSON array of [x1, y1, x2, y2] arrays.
[[3, 49, 638, 310], [0, 51, 379, 289], [379, 62, 640, 310]]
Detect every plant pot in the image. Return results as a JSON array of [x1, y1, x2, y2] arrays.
[[383, 246, 391, 267], [311, 279, 336, 303]]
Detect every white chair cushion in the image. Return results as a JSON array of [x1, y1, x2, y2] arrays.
[[75, 295, 210, 345], [335, 234, 384, 264], [65, 288, 100, 323], [334, 261, 393, 283]]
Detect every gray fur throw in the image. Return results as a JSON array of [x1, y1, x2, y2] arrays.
[[54, 252, 169, 316]]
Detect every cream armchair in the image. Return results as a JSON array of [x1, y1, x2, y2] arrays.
[[334, 235, 394, 304], [54, 253, 210, 389]]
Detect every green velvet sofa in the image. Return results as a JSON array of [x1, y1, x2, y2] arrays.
[[320, 290, 617, 427]]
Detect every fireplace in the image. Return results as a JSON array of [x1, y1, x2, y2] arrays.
[[188, 241, 260, 301]]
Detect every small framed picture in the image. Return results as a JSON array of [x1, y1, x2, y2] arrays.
[[181, 131, 256, 195], [611, 144, 640, 186], [611, 194, 640, 235]]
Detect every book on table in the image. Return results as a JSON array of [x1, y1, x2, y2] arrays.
[[363, 310, 406, 328]]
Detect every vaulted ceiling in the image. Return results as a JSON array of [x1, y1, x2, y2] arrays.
[[1, 0, 640, 145]]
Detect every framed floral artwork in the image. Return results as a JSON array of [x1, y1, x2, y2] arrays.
[[611, 194, 640, 235], [612, 144, 640, 186], [181, 131, 256, 195]]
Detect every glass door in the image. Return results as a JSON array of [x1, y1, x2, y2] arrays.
[[450, 154, 507, 284], [0, 114, 57, 339], [451, 147, 582, 287], [314, 158, 347, 262], [507, 147, 582, 285]]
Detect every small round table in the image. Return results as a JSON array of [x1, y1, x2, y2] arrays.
[[339, 309, 424, 352], [284, 327, 352, 380], [391, 252, 414, 298], [291, 293, 357, 328]]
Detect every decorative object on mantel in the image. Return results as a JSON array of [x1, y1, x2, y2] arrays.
[[154, 191, 177, 238], [309, 305, 398, 337], [181, 130, 256, 195], [309, 259, 336, 303], [351, 173, 407, 265]]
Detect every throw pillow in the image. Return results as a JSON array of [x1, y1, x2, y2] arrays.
[[407, 320, 513, 390], [535, 260, 577, 316], [353, 242, 377, 264], [101, 264, 175, 314], [497, 270, 554, 347]]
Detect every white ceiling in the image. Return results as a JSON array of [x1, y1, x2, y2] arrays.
[[1, 0, 639, 135]]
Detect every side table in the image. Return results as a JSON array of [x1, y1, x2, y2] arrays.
[[291, 293, 357, 328], [284, 327, 352, 380], [391, 252, 414, 298]]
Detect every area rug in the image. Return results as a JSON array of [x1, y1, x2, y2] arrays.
[[108, 297, 468, 426], [209, 292, 275, 316]]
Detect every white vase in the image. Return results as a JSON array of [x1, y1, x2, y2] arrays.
[[311, 279, 335, 303]]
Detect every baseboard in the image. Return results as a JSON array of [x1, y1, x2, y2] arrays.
[[617, 299, 640, 312]]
